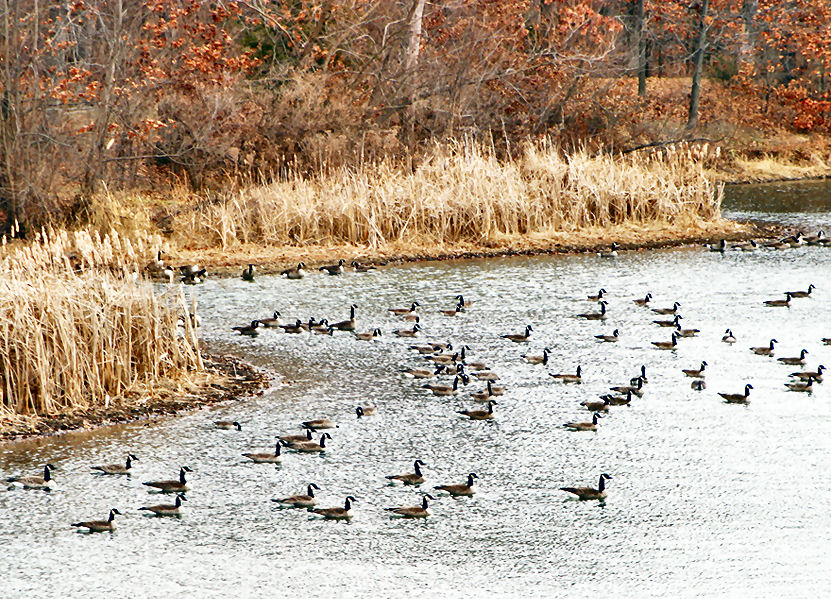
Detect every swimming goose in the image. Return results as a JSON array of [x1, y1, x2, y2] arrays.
[[651, 332, 679, 350], [428, 351, 460, 365], [319, 259, 346, 275], [789, 365, 825, 381], [750, 339, 777, 355], [563, 413, 603, 432], [786, 232, 805, 247], [823, 338, 831, 346], [577, 301, 608, 320], [91, 454, 138, 475], [675, 323, 701, 338], [731, 240, 758, 251], [356, 405, 377, 418], [278, 429, 314, 444], [288, 433, 332, 453], [610, 377, 645, 397], [281, 262, 306, 279], [785, 378, 815, 392], [502, 324, 533, 342], [471, 369, 500, 381], [393, 323, 422, 338], [457, 400, 497, 420], [435, 473, 478, 496], [302, 418, 337, 430], [653, 314, 682, 328], [139, 494, 186, 517], [682, 361, 707, 378], [309, 496, 356, 520], [472, 381, 497, 402], [242, 442, 283, 464], [401, 311, 422, 322], [718, 384, 753, 403], [522, 347, 551, 364], [259, 311, 284, 328], [389, 302, 420, 316], [706, 239, 727, 253], [455, 295, 475, 308], [385, 494, 434, 518], [595, 329, 620, 342], [143, 466, 192, 493], [440, 303, 465, 317], [764, 292, 792, 307], [587, 288, 607, 301], [777, 349, 808, 366], [331, 304, 358, 331], [463, 355, 490, 371], [180, 268, 207, 284], [581, 397, 611, 412], [722, 329, 737, 344], [311, 321, 334, 336], [7, 464, 56, 490], [351, 261, 376, 272], [549, 365, 582, 383], [804, 231, 826, 245], [423, 375, 468, 396], [231, 320, 259, 336], [787, 284, 815, 298], [273, 483, 320, 508], [691, 380, 706, 390], [215, 421, 242, 431], [386, 460, 427, 485], [72, 509, 121, 532], [241, 263, 255, 281], [633, 292, 652, 306], [597, 242, 619, 258], [561, 473, 612, 500], [652, 301, 681, 315], [409, 342, 450, 354], [600, 390, 634, 406], [279, 319, 306, 334], [763, 237, 790, 249], [631, 365, 648, 385], [401, 365, 446, 379]]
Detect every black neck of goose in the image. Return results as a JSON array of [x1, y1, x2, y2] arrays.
[[274, 443, 282, 456], [460, 346, 466, 360], [344, 497, 352, 510], [350, 306, 355, 319], [175, 495, 183, 507], [487, 380, 493, 393], [467, 474, 475, 487], [576, 366, 582, 377], [488, 402, 494, 414], [598, 476, 606, 492], [422, 496, 429, 509], [43, 466, 51, 482], [179, 469, 187, 484], [593, 414, 600, 424], [307, 485, 315, 498], [126, 456, 133, 469], [452, 377, 459, 391], [414, 462, 422, 476], [319, 435, 326, 448], [542, 352, 549, 365]]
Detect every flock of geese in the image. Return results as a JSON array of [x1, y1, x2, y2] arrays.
[[7, 231, 830, 531]]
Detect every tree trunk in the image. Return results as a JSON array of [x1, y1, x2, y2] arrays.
[[635, 0, 646, 97], [687, 0, 710, 130], [738, 0, 758, 71], [403, 0, 427, 168]]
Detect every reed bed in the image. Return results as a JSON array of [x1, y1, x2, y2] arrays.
[[177, 142, 724, 250]]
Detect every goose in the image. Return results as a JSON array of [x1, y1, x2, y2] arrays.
[[423, 375, 468, 396], [242, 442, 283, 464], [231, 320, 259, 336], [785, 378, 815, 392], [428, 351, 460, 365], [731, 240, 758, 251], [457, 399, 497, 420], [385, 494, 434, 518], [561, 473, 612, 500], [595, 329, 620, 342], [241, 263, 255, 281], [823, 338, 831, 346], [563, 413, 603, 432], [763, 292, 793, 307], [691, 379, 706, 390], [435, 473, 478, 497], [393, 323, 422, 338], [180, 268, 207, 284], [288, 433, 332, 453], [580, 397, 611, 412], [787, 284, 815, 298], [311, 322, 334, 336], [654, 314, 682, 328], [401, 365, 446, 379], [763, 237, 790, 249], [549, 365, 582, 383], [139, 494, 187, 517], [777, 349, 808, 366], [522, 347, 551, 364], [610, 377, 645, 397], [401, 311, 421, 322], [440, 304, 464, 317], [633, 292, 652, 306], [278, 429, 314, 444], [652, 301, 681, 315], [302, 418, 337, 430], [722, 329, 737, 344], [682, 361, 707, 378], [597, 242, 619, 258], [675, 323, 701, 338], [356, 405, 377, 418], [706, 239, 727, 253], [463, 355, 490, 371], [472, 381, 497, 402], [280, 319, 306, 334], [143, 466, 192, 493], [718, 384, 753, 403], [273, 483, 320, 508], [750, 339, 777, 356], [72, 509, 121, 532], [7, 464, 56, 490], [787, 232, 805, 247], [804, 231, 827, 245], [319, 259, 345, 275], [331, 304, 357, 331], [471, 369, 500, 381], [351, 261, 376, 272], [259, 311, 284, 328], [789, 365, 825, 381], [502, 324, 533, 342], [631, 365, 648, 385], [386, 460, 427, 485], [281, 262, 306, 279], [215, 421, 242, 431], [600, 390, 634, 406], [587, 288, 607, 301], [455, 295, 475, 308], [389, 302, 420, 316], [651, 332, 679, 350], [309, 496, 356, 520], [91, 454, 138, 475], [409, 342, 450, 354], [577, 301, 607, 320]]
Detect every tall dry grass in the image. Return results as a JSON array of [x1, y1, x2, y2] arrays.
[[175, 141, 724, 250]]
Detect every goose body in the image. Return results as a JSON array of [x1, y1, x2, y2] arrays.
[[777, 349, 808, 366], [386, 494, 433, 518], [787, 284, 815, 298], [274, 483, 320, 508], [502, 325, 533, 342], [653, 314, 682, 328], [278, 429, 314, 444], [522, 347, 551, 364], [386, 460, 426, 485], [389, 302, 420, 316], [764, 292, 793, 307], [563, 412, 603, 431], [789, 365, 825, 381], [595, 329, 620, 342], [472, 381, 496, 402], [651, 332, 679, 350], [355, 328, 382, 341], [561, 473, 612, 500], [785, 378, 815, 392], [423, 375, 467, 396], [600, 391, 634, 406], [676, 324, 701, 338], [139, 494, 186, 517], [597, 242, 619, 258], [331, 304, 358, 331], [393, 323, 422, 337], [587, 288, 607, 301], [281, 262, 306, 279], [732, 240, 758, 251], [409, 343, 448, 354], [241, 263, 255, 281], [691, 379, 706, 391], [72, 509, 121, 532], [310, 496, 355, 520], [440, 304, 464, 317], [215, 420, 242, 431], [577, 301, 608, 320], [750, 339, 777, 356], [580, 397, 611, 412], [7, 464, 56, 490], [302, 418, 337, 430], [435, 473, 478, 496], [351, 261, 376, 272], [823, 338, 831, 346], [142, 466, 192, 493], [242, 442, 283, 464], [471, 370, 500, 381], [550, 365, 582, 383], [319, 259, 345, 275], [706, 239, 727, 253], [91, 454, 138, 475], [356, 405, 377, 418], [259, 311, 284, 328], [457, 400, 496, 420], [652, 301, 681, 315], [288, 433, 332, 453], [633, 292, 652, 306], [231, 320, 260, 336], [804, 231, 827, 245], [719, 384, 753, 403], [722, 329, 737, 344], [401, 365, 445, 379], [610, 377, 645, 396], [682, 361, 707, 378]]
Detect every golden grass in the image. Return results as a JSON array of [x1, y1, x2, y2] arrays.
[[726, 153, 831, 183]]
